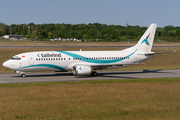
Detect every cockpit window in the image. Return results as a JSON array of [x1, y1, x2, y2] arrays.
[[11, 56, 21, 60]]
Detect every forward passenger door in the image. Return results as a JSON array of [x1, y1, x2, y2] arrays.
[[29, 54, 34, 65]]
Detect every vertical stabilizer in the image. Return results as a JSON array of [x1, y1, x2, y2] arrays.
[[136, 23, 157, 52]]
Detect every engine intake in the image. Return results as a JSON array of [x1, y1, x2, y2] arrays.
[[72, 65, 93, 75]]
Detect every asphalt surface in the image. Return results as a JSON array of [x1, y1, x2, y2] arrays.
[[0, 69, 180, 84]]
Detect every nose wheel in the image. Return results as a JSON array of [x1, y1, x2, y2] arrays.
[[16, 71, 26, 78]]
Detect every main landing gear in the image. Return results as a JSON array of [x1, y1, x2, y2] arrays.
[[91, 71, 98, 76], [21, 74, 26, 78]]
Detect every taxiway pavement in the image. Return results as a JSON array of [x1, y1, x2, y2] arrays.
[[0, 69, 180, 84]]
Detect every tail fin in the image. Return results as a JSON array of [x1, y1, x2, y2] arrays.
[[136, 23, 157, 52]]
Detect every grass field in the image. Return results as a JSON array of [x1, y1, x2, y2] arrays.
[[0, 39, 137, 46], [1, 39, 180, 46], [0, 78, 180, 119]]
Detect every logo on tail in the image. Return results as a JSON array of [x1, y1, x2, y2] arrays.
[[141, 34, 150, 46]]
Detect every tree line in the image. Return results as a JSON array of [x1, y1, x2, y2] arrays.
[[0, 22, 180, 41]]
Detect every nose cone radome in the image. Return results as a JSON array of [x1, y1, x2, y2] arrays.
[[3, 61, 7, 67], [3, 61, 10, 69]]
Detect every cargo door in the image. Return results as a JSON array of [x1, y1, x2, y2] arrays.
[[133, 53, 137, 63]]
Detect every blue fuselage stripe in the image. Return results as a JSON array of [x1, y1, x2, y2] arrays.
[[58, 49, 137, 64], [19, 64, 66, 71]]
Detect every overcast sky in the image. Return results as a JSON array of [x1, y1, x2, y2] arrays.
[[1, 0, 180, 27]]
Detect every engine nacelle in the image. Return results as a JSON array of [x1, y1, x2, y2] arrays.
[[72, 65, 93, 75]]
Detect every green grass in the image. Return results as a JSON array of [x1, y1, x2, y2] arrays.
[[0, 78, 180, 119], [0, 77, 180, 87], [0, 39, 137, 46]]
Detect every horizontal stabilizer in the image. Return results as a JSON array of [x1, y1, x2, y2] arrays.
[[144, 51, 176, 55]]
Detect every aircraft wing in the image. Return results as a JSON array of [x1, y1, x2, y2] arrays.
[[70, 63, 127, 70], [91, 64, 123, 69]]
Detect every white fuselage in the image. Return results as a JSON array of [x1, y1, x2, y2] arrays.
[[2, 46, 153, 72]]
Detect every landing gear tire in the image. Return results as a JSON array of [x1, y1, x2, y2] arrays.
[[92, 72, 98, 76], [21, 74, 26, 78]]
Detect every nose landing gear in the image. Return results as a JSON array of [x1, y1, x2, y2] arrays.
[[15, 71, 26, 78]]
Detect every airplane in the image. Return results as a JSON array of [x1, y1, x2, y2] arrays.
[[3, 23, 164, 78]]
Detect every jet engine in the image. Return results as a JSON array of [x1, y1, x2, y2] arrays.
[[72, 65, 94, 75]]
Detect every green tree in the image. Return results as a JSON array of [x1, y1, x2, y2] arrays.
[[167, 30, 176, 36], [28, 33, 35, 39]]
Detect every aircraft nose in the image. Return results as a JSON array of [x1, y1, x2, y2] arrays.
[[3, 61, 10, 68]]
